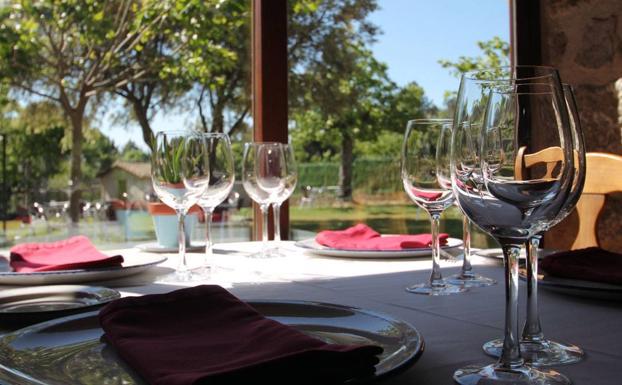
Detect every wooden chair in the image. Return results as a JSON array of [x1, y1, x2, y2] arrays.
[[571, 153, 622, 249], [514, 148, 622, 249]]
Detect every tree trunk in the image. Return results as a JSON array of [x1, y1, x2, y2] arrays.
[[339, 131, 353, 201], [68, 111, 84, 223], [132, 102, 154, 151], [211, 101, 225, 133]]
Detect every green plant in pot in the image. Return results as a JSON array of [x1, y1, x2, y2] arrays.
[[149, 134, 202, 249]]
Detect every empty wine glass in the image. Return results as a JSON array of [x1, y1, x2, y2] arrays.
[[401, 119, 466, 296], [196, 133, 235, 275], [242, 142, 286, 258], [441, 139, 496, 287], [452, 69, 574, 385], [151, 131, 210, 281], [483, 84, 586, 366], [271, 144, 297, 253]]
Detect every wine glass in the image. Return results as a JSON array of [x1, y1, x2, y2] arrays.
[[452, 71, 574, 385], [271, 143, 297, 243], [441, 145, 496, 287], [242, 142, 286, 258], [196, 133, 235, 275], [401, 119, 466, 296], [151, 131, 210, 281], [483, 84, 586, 366]]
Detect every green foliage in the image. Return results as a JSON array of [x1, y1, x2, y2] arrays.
[[438, 36, 510, 78], [82, 130, 118, 180], [120, 141, 149, 162], [298, 157, 402, 194], [1, 101, 67, 203]]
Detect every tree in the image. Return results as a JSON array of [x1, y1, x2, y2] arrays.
[[120, 141, 150, 162], [2, 101, 67, 207], [289, 0, 394, 201], [438, 36, 510, 77], [438, 36, 510, 114], [0, 0, 171, 222], [113, 0, 242, 148]]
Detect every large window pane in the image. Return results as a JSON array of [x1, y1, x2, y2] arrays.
[[0, 0, 252, 249], [288, 0, 509, 248]]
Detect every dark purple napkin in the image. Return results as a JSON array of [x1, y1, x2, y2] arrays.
[[540, 247, 622, 285], [99, 285, 383, 385]]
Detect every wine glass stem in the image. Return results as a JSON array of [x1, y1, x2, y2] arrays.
[[260, 204, 269, 256], [461, 216, 473, 277], [428, 212, 443, 286], [273, 203, 281, 242], [176, 211, 188, 273], [202, 207, 214, 268], [522, 235, 544, 341], [499, 243, 524, 369]]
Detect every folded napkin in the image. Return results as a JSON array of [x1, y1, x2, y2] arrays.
[[9, 236, 124, 273], [316, 223, 448, 250], [99, 285, 382, 385], [539, 247, 622, 285]]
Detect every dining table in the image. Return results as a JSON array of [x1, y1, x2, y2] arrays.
[[1, 240, 620, 385]]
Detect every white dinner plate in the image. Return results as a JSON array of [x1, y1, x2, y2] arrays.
[[135, 242, 204, 253], [295, 236, 462, 258], [0, 254, 166, 286], [0, 300, 424, 384], [0, 285, 120, 325], [519, 269, 622, 301]]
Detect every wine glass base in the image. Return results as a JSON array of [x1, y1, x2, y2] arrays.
[[446, 273, 497, 288], [405, 282, 466, 296], [454, 363, 571, 385], [158, 269, 204, 283], [483, 338, 584, 367]]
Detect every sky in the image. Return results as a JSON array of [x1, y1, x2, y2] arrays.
[[101, 0, 510, 151]]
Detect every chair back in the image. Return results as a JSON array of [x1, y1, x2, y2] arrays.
[[572, 153, 622, 249], [515, 148, 622, 249]]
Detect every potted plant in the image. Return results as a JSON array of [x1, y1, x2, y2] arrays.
[[148, 136, 200, 249]]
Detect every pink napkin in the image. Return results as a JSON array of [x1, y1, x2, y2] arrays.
[[10, 236, 124, 272], [99, 285, 382, 385], [316, 223, 448, 250]]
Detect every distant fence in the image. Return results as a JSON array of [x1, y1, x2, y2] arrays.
[[298, 157, 402, 194]]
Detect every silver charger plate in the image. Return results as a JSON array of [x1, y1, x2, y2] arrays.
[[295, 236, 462, 258], [135, 242, 204, 253], [0, 254, 167, 286], [0, 300, 424, 384], [0, 285, 120, 325], [519, 270, 622, 301]]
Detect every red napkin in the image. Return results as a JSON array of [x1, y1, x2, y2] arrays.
[[540, 247, 622, 285], [99, 285, 383, 385], [316, 223, 448, 250], [410, 187, 442, 200], [9, 236, 123, 273]]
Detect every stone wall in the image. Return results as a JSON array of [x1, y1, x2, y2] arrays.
[[540, 0, 622, 251]]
